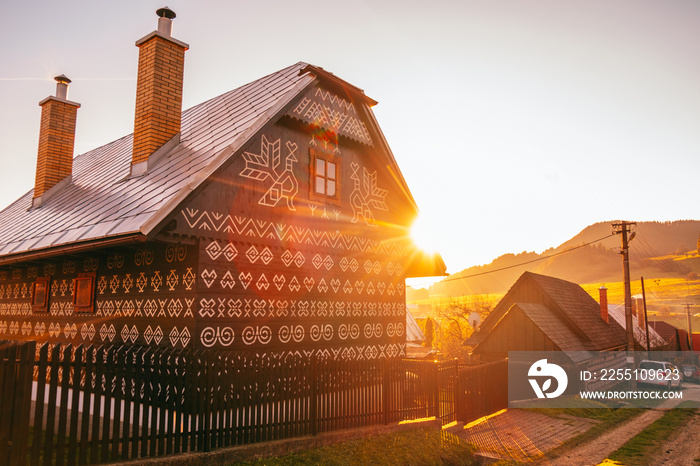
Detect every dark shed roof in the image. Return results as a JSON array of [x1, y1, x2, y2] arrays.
[[466, 272, 626, 353], [648, 321, 679, 346]]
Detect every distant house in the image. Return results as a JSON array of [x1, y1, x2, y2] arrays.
[[464, 272, 627, 364], [606, 302, 666, 350], [405, 306, 435, 359], [648, 321, 690, 352], [0, 9, 445, 359]]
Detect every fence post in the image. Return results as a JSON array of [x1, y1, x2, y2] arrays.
[[30, 343, 49, 466], [382, 358, 389, 425], [310, 358, 317, 436], [454, 359, 461, 423], [432, 361, 439, 419], [203, 352, 213, 452]]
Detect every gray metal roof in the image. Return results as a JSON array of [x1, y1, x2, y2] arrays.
[[405, 306, 425, 343], [607, 304, 666, 348], [0, 62, 315, 261], [514, 303, 593, 363]]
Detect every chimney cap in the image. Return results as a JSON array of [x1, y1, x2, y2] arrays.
[[156, 7, 176, 19], [54, 74, 71, 84]]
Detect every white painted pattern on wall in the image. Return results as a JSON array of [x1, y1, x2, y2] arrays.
[[239, 136, 299, 211]]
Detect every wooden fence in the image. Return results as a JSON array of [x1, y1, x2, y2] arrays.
[[459, 359, 509, 423], [0, 340, 507, 465]]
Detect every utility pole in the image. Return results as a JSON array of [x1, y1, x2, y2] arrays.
[[682, 303, 695, 353], [613, 221, 636, 352], [641, 277, 650, 352]]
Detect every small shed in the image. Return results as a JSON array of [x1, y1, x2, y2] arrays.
[[464, 272, 627, 363]]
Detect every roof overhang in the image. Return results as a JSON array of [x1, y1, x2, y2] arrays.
[[300, 64, 378, 106], [404, 250, 447, 278], [0, 233, 147, 266]]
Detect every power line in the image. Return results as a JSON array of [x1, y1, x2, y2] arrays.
[[634, 234, 689, 279], [439, 233, 616, 283]]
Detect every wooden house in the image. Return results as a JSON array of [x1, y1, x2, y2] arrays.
[[0, 8, 445, 359], [464, 272, 626, 363], [648, 321, 690, 352]]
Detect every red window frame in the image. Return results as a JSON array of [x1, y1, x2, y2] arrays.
[[73, 271, 96, 314], [31, 277, 50, 313]]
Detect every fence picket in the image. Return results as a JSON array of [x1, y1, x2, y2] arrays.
[[141, 347, 153, 459], [157, 348, 168, 456], [101, 346, 115, 463], [67, 344, 84, 466], [29, 343, 47, 466], [44, 344, 62, 466], [0, 344, 10, 466], [90, 346, 104, 465], [78, 345, 94, 465], [129, 346, 143, 460], [164, 350, 175, 455], [109, 346, 124, 462], [173, 349, 185, 454], [14, 341, 35, 466], [119, 346, 132, 461]]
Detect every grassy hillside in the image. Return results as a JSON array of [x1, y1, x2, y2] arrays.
[[426, 220, 700, 298]]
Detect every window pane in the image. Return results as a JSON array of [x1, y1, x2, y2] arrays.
[[33, 283, 46, 307], [316, 159, 325, 177], [327, 162, 336, 180], [75, 278, 93, 308], [315, 176, 325, 194], [327, 180, 336, 197]]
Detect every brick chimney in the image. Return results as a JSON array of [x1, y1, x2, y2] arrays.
[[32, 75, 81, 208], [131, 7, 188, 176], [636, 297, 645, 328], [599, 286, 609, 324]]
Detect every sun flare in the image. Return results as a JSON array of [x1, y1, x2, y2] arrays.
[[410, 215, 438, 255]]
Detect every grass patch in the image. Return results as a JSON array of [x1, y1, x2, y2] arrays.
[[523, 396, 616, 420], [233, 428, 477, 466], [522, 391, 666, 420], [537, 407, 646, 462], [606, 403, 699, 466]]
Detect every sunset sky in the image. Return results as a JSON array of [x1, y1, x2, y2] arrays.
[[1, 1, 698, 285]]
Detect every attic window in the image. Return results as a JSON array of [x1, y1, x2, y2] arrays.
[[31, 277, 50, 313], [73, 271, 96, 314], [310, 148, 340, 204]]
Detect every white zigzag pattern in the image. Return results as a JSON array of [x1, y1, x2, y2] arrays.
[[314, 89, 356, 113], [182, 209, 408, 256]]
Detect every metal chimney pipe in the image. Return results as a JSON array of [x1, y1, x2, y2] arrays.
[[54, 74, 71, 100], [156, 7, 176, 36]]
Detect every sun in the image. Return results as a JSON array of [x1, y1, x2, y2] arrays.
[[410, 215, 439, 255]]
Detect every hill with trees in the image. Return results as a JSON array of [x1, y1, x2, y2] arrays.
[[423, 220, 700, 298]]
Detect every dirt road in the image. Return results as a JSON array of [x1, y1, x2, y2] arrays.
[[544, 383, 700, 465]]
